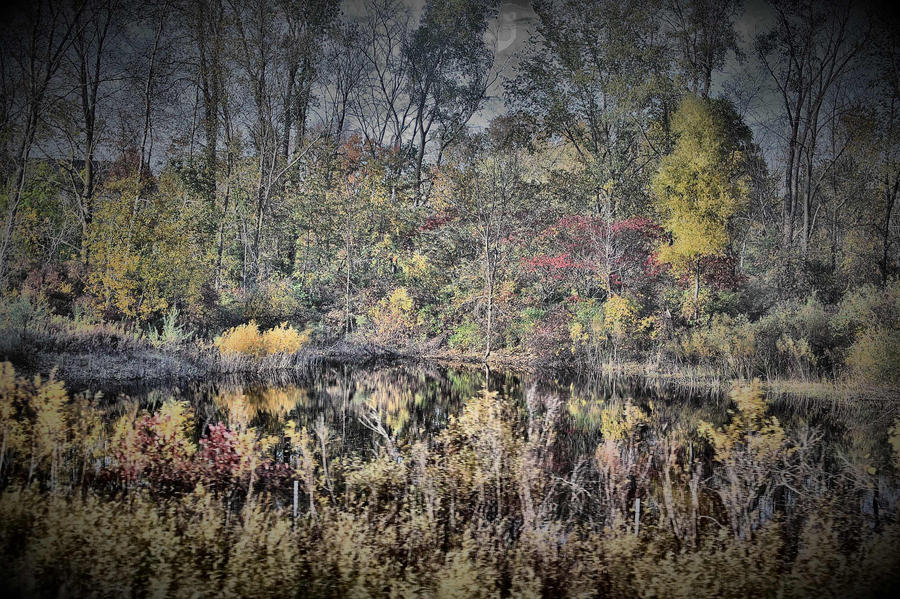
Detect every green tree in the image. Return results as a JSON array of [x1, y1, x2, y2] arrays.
[[434, 128, 535, 358], [506, 0, 671, 292], [653, 94, 752, 316]]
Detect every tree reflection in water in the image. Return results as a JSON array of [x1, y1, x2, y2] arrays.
[[2, 361, 899, 596]]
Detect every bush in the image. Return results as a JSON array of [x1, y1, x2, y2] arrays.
[[261, 322, 311, 355], [146, 305, 194, 348], [504, 306, 545, 349], [0, 290, 51, 334], [675, 313, 756, 378], [221, 279, 302, 329], [525, 306, 570, 359], [215, 321, 310, 357], [569, 298, 605, 361], [735, 297, 831, 379], [569, 295, 654, 364], [369, 287, 417, 344], [449, 320, 483, 352], [846, 326, 900, 385]]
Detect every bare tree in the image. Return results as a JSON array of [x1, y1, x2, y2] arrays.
[[444, 132, 529, 359], [0, 1, 85, 284], [405, 0, 499, 203], [64, 0, 119, 257], [229, 0, 334, 288], [353, 0, 415, 155], [665, 0, 743, 99], [756, 0, 866, 253]]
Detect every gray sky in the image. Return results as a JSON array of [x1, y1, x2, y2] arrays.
[[338, 0, 784, 128], [340, 0, 879, 171]]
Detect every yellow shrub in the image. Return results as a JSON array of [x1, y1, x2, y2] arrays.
[[604, 294, 639, 340], [215, 321, 264, 355], [846, 326, 900, 385], [215, 321, 310, 357], [370, 287, 416, 343], [260, 322, 310, 355]]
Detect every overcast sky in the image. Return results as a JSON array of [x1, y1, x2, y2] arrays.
[[339, 0, 785, 136], [344, 0, 891, 172]]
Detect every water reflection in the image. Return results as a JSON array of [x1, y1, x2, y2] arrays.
[[4, 361, 891, 596], [99, 361, 900, 518]]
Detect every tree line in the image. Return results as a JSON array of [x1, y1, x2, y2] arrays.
[[0, 0, 898, 381]]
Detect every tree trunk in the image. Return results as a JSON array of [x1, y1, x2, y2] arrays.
[[344, 206, 353, 336], [783, 135, 797, 250], [882, 170, 899, 286], [693, 258, 701, 321], [215, 155, 233, 290], [484, 263, 493, 360], [0, 108, 39, 285], [414, 121, 427, 205]]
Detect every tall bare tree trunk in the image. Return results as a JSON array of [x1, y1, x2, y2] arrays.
[[483, 240, 494, 360]]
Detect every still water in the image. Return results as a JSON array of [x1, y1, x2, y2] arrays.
[[85, 359, 900, 527], [90, 362, 732, 455]]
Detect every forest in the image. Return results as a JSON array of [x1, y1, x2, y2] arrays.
[[0, 0, 896, 385], [1, 0, 899, 597]]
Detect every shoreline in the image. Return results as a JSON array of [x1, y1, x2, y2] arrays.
[[8, 331, 897, 404]]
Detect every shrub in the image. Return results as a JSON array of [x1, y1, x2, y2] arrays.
[[260, 322, 310, 355], [370, 287, 416, 344], [449, 320, 483, 352], [675, 313, 757, 377], [0, 289, 51, 334], [504, 306, 545, 348], [215, 321, 310, 357], [215, 321, 263, 355], [846, 326, 900, 385], [569, 297, 605, 358], [146, 305, 194, 348], [223, 279, 301, 327], [569, 295, 653, 364], [834, 281, 900, 335], [525, 306, 570, 359]]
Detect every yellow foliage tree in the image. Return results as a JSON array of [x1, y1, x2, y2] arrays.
[[84, 173, 212, 321], [653, 95, 752, 317]]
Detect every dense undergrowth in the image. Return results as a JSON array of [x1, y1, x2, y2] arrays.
[[2, 280, 899, 391], [0, 362, 898, 597]]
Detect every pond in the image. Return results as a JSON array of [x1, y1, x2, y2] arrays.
[[5, 359, 900, 596], [86, 360, 900, 530]]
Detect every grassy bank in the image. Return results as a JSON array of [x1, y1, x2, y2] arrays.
[[3, 317, 898, 408], [1, 327, 406, 386]]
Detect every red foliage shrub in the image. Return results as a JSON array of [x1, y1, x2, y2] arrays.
[[524, 215, 666, 294], [109, 412, 291, 499], [113, 410, 196, 494], [526, 306, 571, 358]]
